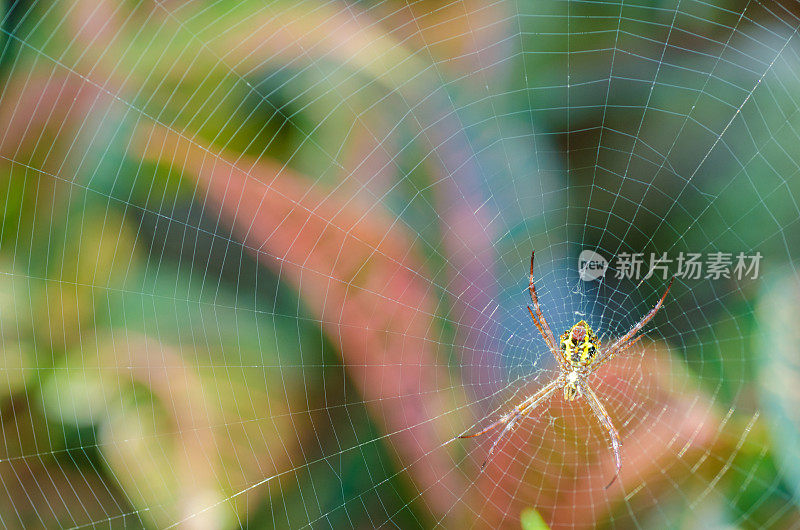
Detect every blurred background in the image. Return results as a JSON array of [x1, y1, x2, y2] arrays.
[[0, 0, 799, 528]]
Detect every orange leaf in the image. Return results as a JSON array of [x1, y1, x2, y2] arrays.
[[0, 74, 111, 168]]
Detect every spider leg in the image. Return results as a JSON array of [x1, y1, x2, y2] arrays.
[[594, 276, 674, 368], [460, 379, 560, 469], [583, 383, 621, 489], [528, 306, 566, 369], [616, 334, 642, 355], [458, 415, 510, 439], [590, 335, 643, 374], [529, 251, 561, 359], [483, 415, 521, 469]]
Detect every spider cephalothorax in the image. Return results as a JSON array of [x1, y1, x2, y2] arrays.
[[459, 251, 673, 488]]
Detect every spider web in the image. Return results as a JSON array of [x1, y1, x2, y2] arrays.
[[0, 0, 798, 528]]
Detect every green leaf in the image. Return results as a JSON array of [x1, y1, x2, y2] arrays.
[[756, 267, 800, 509], [520, 508, 550, 530]]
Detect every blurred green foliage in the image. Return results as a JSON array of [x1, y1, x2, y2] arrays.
[[520, 508, 550, 530]]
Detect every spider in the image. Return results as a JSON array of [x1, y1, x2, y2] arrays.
[[459, 251, 673, 488]]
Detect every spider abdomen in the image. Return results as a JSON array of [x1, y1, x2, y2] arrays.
[[560, 319, 601, 367]]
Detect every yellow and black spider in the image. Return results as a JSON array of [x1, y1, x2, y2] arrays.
[[460, 251, 673, 488]]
